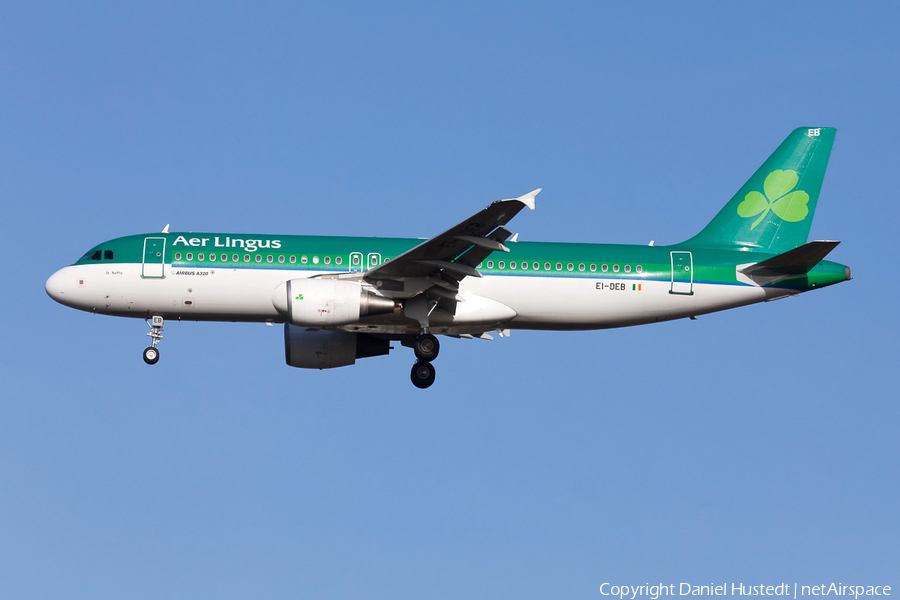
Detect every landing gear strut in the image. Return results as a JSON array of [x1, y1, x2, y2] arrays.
[[143, 316, 163, 365], [409, 333, 440, 388]]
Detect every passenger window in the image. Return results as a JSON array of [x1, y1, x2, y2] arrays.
[[487, 261, 494, 268], [335, 256, 342, 265], [289, 256, 296, 264], [255, 255, 262, 262], [324, 256, 331, 265], [578, 263, 585, 271], [567, 263, 574, 271], [520, 262, 527, 270], [636, 265, 643, 273], [613, 264, 620, 272], [90, 251, 102, 260], [590, 264, 597, 272], [209, 253, 216, 261], [498, 261, 505, 269], [278, 255, 285, 263], [174, 252, 182, 260], [602, 264, 608, 272], [533, 262, 539, 270], [232, 254, 239, 262], [556, 263, 562, 271], [301, 256, 308, 264], [510, 261, 516, 269], [267, 255, 273, 263], [186, 253, 193, 261], [244, 255, 250, 262], [198, 253, 204, 261], [624, 265, 631, 273], [104, 250, 114, 260], [313, 256, 319, 264], [544, 262, 551, 270]]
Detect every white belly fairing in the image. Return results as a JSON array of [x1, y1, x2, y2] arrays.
[[51, 264, 770, 332]]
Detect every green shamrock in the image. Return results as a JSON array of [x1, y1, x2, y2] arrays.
[[737, 169, 810, 229], [295, 293, 304, 300]]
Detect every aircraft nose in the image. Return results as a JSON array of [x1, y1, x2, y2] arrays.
[[45, 268, 70, 304]]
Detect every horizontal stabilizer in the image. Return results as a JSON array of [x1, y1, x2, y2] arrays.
[[740, 240, 840, 276]]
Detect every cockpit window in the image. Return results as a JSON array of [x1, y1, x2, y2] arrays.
[[104, 250, 114, 260], [90, 251, 102, 261]]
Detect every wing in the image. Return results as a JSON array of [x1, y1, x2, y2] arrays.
[[362, 189, 540, 310]]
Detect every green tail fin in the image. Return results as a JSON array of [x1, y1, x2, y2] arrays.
[[683, 127, 836, 253]]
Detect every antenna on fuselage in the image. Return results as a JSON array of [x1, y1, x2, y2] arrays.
[[161, 224, 170, 234]]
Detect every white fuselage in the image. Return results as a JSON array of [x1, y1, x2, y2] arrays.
[[45, 261, 782, 335]]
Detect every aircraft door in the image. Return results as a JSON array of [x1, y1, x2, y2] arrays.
[[142, 237, 166, 278], [670, 251, 693, 295], [349, 252, 364, 273]]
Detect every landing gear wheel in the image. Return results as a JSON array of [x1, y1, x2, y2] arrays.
[[410, 361, 436, 389], [143, 347, 160, 365], [413, 333, 440, 362]]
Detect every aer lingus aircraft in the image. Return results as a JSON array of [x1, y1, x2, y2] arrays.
[[46, 127, 850, 388]]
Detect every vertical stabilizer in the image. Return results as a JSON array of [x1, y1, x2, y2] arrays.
[[683, 127, 835, 253]]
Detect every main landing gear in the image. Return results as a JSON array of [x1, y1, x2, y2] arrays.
[[143, 316, 164, 365], [409, 333, 440, 389]]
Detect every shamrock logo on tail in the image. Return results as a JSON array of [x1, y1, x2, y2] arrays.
[[737, 169, 810, 229]]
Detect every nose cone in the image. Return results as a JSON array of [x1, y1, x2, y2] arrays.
[[45, 268, 70, 305]]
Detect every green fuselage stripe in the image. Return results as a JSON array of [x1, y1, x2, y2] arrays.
[[73, 232, 849, 291]]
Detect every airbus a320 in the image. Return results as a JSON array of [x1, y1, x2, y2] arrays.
[[46, 128, 851, 388]]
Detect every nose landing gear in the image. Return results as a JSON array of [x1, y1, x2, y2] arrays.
[[143, 316, 164, 365], [409, 333, 440, 388]]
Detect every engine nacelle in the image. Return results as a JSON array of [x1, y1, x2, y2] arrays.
[[272, 279, 396, 327], [284, 325, 390, 369]]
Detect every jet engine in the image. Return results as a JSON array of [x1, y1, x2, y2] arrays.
[[284, 325, 390, 369], [272, 279, 397, 327]]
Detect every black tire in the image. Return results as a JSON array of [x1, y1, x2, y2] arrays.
[[410, 361, 436, 389], [413, 333, 440, 362], [143, 347, 160, 365]]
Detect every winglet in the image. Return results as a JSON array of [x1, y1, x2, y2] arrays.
[[161, 224, 170, 234], [515, 188, 541, 210]]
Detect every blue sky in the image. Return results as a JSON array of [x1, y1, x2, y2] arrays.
[[1, 2, 897, 598]]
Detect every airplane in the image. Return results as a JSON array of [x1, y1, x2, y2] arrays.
[[46, 127, 850, 388]]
